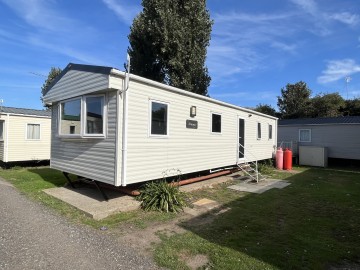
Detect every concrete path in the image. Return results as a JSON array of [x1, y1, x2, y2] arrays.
[[0, 178, 159, 270]]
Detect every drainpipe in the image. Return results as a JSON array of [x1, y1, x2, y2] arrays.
[[121, 54, 131, 186]]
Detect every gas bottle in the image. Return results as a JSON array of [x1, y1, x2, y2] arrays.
[[276, 147, 284, 170], [283, 148, 293, 170]]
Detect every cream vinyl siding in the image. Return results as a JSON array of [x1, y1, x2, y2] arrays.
[[6, 115, 50, 162], [123, 80, 276, 184], [44, 69, 109, 103], [50, 91, 118, 185]]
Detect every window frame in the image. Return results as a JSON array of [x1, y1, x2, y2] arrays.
[[26, 123, 41, 140], [257, 122, 262, 140], [0, 120, 4, 141], [58, 95, 106, 138], [149, 99, 169, 138], [211, 112, 222, 134], [268, 124, 273, 140], [84, 95, 106, 137], [299, 129, 311, 142]]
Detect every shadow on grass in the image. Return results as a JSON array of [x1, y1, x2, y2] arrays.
[[178, 168, 360, 269]]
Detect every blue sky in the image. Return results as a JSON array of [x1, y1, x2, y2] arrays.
[[0, 0, 359, 110]]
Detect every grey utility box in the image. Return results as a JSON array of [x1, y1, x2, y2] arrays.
[[299, 146, 328, 167]]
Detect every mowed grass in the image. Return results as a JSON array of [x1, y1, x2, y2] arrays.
[[0, 166, 176, 229], [154, 167, 360, 269]]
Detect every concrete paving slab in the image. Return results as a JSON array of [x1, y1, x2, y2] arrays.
[[44, 186, 140, 220], [193, 198, 217, 206], [228, 179, 291, 194]]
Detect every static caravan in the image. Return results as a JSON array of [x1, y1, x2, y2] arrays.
[[43, 63, 277, 186], [0, 107, 51, 163], [278, 117, 360, 161]]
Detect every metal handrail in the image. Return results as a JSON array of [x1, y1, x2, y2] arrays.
[[237, 143, 262, 182]]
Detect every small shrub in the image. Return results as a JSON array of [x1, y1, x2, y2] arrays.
[[258, 159, 274, 175], [137, 180, 188, 213]]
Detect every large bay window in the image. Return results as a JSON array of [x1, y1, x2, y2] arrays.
[[59, 95, 105, 137]]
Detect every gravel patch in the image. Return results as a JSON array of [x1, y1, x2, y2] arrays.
[[0, 177, 160, 270]]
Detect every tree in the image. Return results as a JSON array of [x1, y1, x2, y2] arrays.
[[41, 67, 62, 106], [309, 92, 345, 118], [128, 0, 213, 96], [277, 81, 312, 119], [340, 98, 360, 116], [254, 104, 278, 117]]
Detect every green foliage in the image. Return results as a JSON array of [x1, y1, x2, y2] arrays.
[[137, 180, 188, 213], [41, 67, 62, 106], [277, 81, 312, 119], [309, 92, 345, 117], [254, 104, 278, 117], [257, 159, 274, 175], [128, 0, 213, 96], [341, 98, 360, 116]]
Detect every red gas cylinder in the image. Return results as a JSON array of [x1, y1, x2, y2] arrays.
[[276, 147, 284, 170], [283, 148, 293, 170]]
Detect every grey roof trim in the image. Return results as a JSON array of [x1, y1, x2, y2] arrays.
[[0, 106, 51, 117], [44, 63, 113, 95], [279, 116, 360, 126]]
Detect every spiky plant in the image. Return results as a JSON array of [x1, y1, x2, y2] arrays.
[[137, 180, 188, 213]]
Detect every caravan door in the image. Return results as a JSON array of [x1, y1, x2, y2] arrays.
[[238, 117, 245, 163]]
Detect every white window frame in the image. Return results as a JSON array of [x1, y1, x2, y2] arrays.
[[299, 129, 311, 142], [26, 123, 41, 140], [58, 95, 106, 138], [211, 112, 222, 134], [268, 124, 273, 140], [84, 95, 106, 137], [257, 122, 261, 140], [149, 99, 169, 138]]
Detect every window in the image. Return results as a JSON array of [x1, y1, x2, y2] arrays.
[[0, 120, 4, 140], [268, 124, 273, 140], [59, 95, 105, 137], [150, 101, 168, 136], [60, 98, 81, 135], [211, 113, 221, 133], [257, 122, 261, 139], [85, 96, 104, 135], [299, 129, 311, 142], [27, 124, 40, 140]]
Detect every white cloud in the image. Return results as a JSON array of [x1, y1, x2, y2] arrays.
[[102, 0, 140, 24], [207, 11, 299, 79], [290, 0, 359, 36], [0, 0, 76, 32], [327, 12, 360, 26], [290, 0, 317, 15], [317, 59, 360, 84]]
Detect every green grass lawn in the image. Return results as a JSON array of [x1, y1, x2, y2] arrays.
[[154, 167, 360, 269]]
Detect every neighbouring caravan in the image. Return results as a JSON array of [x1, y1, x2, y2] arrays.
[[0, 107, 51, 163], [43, 63, 278, 186]]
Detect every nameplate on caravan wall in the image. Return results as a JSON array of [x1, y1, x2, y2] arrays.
[[186, 120, 198, 129]]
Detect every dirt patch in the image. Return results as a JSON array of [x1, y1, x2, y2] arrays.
[[117, 217, 187, 256], [178, 251, 210, 270]]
